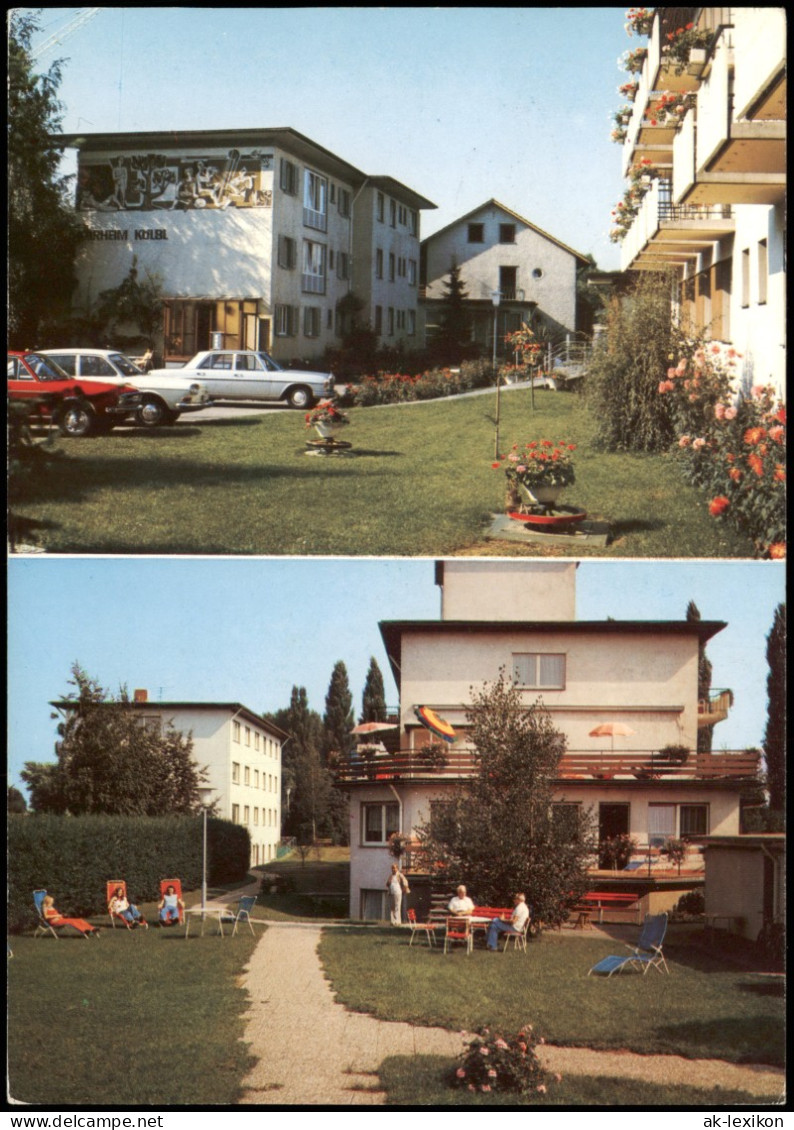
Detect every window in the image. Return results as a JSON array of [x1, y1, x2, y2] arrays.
[[254, 770, 259, 788], [375, 249, 383, 279], [374, 305, 383, 334], [741, 247, 751, 308], [254, 808, 259, 825], [360, 889, 388, 920], [138, 716, 162, 736], [468, 223, 484, 243], [408, 259, 417, 286], [232, 721, 241, 743], [499, 223, 516, 244], [303, 305, 321, 337], [387, 307, 395, 336], [232, 762, 240, 783], [255, 733, 260, 751], [338, 188, 351, 217], [680, 804, 709, 837], [244, 766, 250, 785], [389, 253, 395, 282], [337, 251, 349, 280], [277, 235, 296, 269], [362, 802, 399, 844], [232, 804, 240, 823], [279, 158, 298, 195], [302, 240, 326, 294], [245, 727, 251, 747], [244, 806, 250, 824], [512, 653, 566, 689], [303, 170, 327, 231], [408, 209, 417, 236], [274, 304, 298, 337], [376, 192, 385, 222], [648, 803, 676, 847], [758, 239, 768, 304], [389, 199, 396, 228], [329, 183, 336, 204], [532, 268, 543, 279], [407, 309, 416, 336]]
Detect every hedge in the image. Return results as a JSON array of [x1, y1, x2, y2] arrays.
[[7, 814, 250, 933]]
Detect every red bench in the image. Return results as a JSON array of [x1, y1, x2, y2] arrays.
[[580, 891, 641, 924]]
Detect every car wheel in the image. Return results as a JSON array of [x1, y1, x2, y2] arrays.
[[286, 385, 314, 409], [58, 401, 96, 437], [137, 396, 176, 427]]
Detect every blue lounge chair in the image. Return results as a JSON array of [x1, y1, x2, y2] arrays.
[[229, 895, 261, 936], [588, 913, 669, 977]]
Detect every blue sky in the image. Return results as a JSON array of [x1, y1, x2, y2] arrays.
[[7, 558, 785, 794], [21, 6, 630, 269]]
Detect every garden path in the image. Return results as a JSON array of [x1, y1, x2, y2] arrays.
[[231, 913, 785, 1106]]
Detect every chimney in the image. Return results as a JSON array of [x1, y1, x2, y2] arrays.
[[134, 689, 148, 703]]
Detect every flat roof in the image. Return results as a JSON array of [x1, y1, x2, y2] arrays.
[[379, 619, 726, 688], [50, 699, 288, 740]]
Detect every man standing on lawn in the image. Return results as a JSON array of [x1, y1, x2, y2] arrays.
[[487, 893, 530, 950]]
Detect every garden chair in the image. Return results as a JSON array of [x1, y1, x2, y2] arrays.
[[33, 890, 61, 940], [588, 913, 669, 977], [106, 879, 133, 929], [502, 917, 530, 954], [159, 878, 185, 926], [229, 895, 263, 936], [407, 907, 438, 948], [444, 916, 473, 955]]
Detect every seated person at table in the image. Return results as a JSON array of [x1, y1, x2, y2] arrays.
[[109, 885, 147, 929], [487, 893, 529, 950], [447, 885, 475, 915], [158, 884, 184, 925], [42, 894, 100, 937]]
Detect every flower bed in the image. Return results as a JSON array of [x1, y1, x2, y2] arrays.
[[452, 1026, 562, 1097], [351, 360, 492, 406], [658, 344, 786, 557]]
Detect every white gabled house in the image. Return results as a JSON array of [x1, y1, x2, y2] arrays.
[[336, 562, 759, 921]]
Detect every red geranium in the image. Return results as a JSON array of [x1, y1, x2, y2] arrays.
[[709, 496, 730, 516]]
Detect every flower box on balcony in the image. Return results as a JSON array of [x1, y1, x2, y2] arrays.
[[687, 47, 707, 76]]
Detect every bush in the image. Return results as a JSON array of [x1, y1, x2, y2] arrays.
[[599, 833, 638, 870], [352, 360, 492, 406], [7, 813, 250, 932], [452, 1026, 562, 1096], [675, 890, 705, 916]]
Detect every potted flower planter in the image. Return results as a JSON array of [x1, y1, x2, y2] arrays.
[[314, 422, 343, 440], [518, 481, 565, 507], [687, 47, 707, 76]]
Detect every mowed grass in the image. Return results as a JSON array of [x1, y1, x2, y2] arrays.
[[13, 390, 755, 556], [379, 1056, 768, 1107], [318, 926, 785, 1067], [7, 917, 260, 1106]]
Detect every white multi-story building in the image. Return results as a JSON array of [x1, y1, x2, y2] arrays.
[[59, 127, 435, 363], [616, 7, 786, 397], [122, 692, 284, 868]]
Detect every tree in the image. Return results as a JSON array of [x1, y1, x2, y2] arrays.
[[267, 687, 330, 841], [21, 664, 209, 815], [763, 603, 786, 821], [8, 11, 85, 347], [360, 658, 388, 723], [94, 259, 164, 348], [7, 786, 28, 815], [415, 671, 595, 925], [322, 661, 354, 765], [586, 270, 679, 452], [687, 600, 714, 753], [433, 261, 472, 362]]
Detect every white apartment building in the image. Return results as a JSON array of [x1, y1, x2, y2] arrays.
[[617, 7, 786, 397], [421, 200, 589, 355], [58, 127, 435, 363], [127, 693, 285, 868]]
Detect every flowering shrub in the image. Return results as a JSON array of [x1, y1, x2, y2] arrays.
[[625, 7, 654, 37], [503, 323, 543, 362], [609, 159, 661, 238], [305, 400, 350, 428], [618, 79, 639, 101], [352, 361, 491, 407], [493, 441, 576, 489], [452, 1026, 561, 1096], [658, 343, 786, 556], [663, 23, 711, 73], [644, 89, 696, 128], [619, 46, 648, 73]]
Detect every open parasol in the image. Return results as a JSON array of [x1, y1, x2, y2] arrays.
[[589, 721, 635, 752], [414, 705, 457, 744], [350, 721, 398, 735]]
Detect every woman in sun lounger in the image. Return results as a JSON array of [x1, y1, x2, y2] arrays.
[[108, 885, 148, 929], [42, 895, 100, 937]]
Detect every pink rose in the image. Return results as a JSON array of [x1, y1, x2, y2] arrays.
[[724, 406, 737, 420], [678, 435, 691, 447], [693, 437, 707, 450], [714, 403, 726, 420]]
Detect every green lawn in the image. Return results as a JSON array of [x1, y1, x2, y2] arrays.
[[318, 926, 785, 1067], [7, 919, 259, 1106], [12, 390, 755, 556]]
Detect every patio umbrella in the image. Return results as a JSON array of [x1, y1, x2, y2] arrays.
[[589, 721, 636, 752], [350, 721, 398, 735], [414, 705, 456, 744]]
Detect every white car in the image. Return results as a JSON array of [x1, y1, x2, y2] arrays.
[[151, 350, 334, 409], [39, 348, 210, 426]]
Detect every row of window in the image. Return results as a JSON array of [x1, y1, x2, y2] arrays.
[[468, 221, 517, 245], [376, 192, 417, 235], [231, 803, 279, 828], [277, 236, 350, 287], [373, 306, 417, 337], [359, 800, 709, 847], [231, 721, 279, 757], [279, 160, 351, 231], [231, 763, 279, 792], [374, 250, 418, 285]]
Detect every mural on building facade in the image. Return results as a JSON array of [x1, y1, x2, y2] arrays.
[[77, 149, 273, 212]]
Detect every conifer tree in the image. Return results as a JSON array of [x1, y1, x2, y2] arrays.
[[687, 600, 713, 753], [360, 658, 387, 723], [322, 660, 354, 764], [763, 603, 786, 820]]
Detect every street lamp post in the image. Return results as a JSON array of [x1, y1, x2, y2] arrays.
[[491, 289, 502, 458], [197, 787, 214, 912]]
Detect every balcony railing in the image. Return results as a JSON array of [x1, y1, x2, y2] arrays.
[[334, 746, 758, 784]]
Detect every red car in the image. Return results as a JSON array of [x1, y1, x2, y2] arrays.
[[7, 351, 142, 437]]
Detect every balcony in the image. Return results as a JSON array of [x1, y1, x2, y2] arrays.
[[335, 746, 757, 785], [620, 178, 734, 272], [674, 32, 786, 206], [697, 688, 733, 727]]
